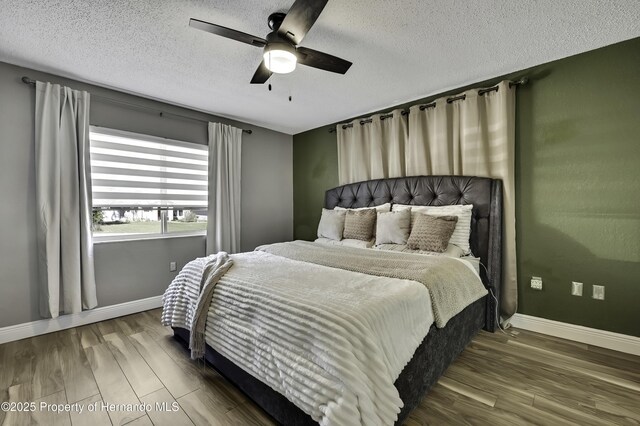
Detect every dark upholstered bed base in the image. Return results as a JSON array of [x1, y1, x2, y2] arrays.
[[174, 326, 316, 426], [170, 175, 500, 424], [172, 296, 485, 425]]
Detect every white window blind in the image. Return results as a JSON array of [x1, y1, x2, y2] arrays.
[[90, 127, 208, 209]]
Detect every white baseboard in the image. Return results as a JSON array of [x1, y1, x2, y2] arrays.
[[0, 295, 163, 345], [510, 313, 640, 357]]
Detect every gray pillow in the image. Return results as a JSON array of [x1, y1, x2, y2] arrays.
[[407, 214, 458, 252], [343, 209, 377, 241], [317, 208, 346, 240], [375, 210, 411, 245]]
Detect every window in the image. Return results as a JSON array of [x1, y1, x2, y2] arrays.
[[90, 127, 208, 240]]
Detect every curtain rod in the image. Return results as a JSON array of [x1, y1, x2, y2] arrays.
[[328, 77, 528, 133], [21, 76, 253, 134]]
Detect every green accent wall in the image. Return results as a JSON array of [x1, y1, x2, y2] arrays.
[[292, 37, 640, 337]]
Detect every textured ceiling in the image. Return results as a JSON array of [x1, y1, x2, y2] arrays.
[[1, 1, 639, 134]]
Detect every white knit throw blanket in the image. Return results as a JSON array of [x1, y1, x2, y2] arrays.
[[162, 252, 233, 359]]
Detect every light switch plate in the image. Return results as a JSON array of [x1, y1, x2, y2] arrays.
[[592, 285, 605, 300], [170, 261, 177, 272], [571, 281, 583, 296], [531, 276, 543, 290]]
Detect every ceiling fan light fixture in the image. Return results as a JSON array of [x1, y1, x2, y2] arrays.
[[263, 43, 297, 74]]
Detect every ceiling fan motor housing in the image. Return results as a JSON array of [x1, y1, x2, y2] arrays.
[[263, 23, 298, 74], [268, 12, 287, 31]]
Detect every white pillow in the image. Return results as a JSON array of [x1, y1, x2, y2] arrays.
[[315, 238, 375, 249], [335, 202, 391, 213], [317, 208, 346, 241], [392, 204, 473, 254], [375, 210, 411, 245]]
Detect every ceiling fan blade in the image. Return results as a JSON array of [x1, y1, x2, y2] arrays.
[[250, 60, 273, 84], [277, 0, 328, 45], [189, 18, 267, 47], [296, 46, 352, 74]]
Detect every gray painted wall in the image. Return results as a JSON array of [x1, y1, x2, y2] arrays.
[[0, 61, 293, 327], [94, 237, 206, 308]]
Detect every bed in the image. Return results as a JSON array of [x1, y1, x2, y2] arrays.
[[168, 175, 503, 425]]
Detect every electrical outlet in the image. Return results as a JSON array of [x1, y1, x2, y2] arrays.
[[530, 276, 543, 290], [170, 261, 177, 272], [571, 281, 583, 296], [592, 285, 605, 300]]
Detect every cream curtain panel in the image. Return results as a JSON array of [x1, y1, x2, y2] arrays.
[[35, 81, 97, 318], [337, 109, 408, 185], [335, 81, 517, 319], [407, 81, 517, 319], [206, 122, 242, 255]]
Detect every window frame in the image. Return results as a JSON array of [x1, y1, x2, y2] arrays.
[[92, 230, 205, 244]]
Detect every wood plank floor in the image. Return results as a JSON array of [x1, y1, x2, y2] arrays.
[[1, 310, 638, 425]]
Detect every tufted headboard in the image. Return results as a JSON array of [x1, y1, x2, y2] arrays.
[[325, 175, 502, 331]]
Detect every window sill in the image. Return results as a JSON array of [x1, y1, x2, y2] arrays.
[[93, 231, 205, 244]]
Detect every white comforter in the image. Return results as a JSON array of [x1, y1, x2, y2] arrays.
[[165, 249, 433, 425]]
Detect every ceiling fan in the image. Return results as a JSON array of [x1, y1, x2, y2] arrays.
[[189, 0, 352, 84]]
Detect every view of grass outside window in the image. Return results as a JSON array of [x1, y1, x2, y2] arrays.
[[92, 208, 207, 237], [89, 127, 209, 240]]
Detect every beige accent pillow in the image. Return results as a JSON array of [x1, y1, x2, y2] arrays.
[[393, 204, 473, 254], [407, 215, 458, 252], [335, 203, 390, 236], [343, 209, 377, 241]]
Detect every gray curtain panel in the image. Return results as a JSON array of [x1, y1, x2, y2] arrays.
[[206, 122, 242, 254], [35, 81, 97, 318]]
